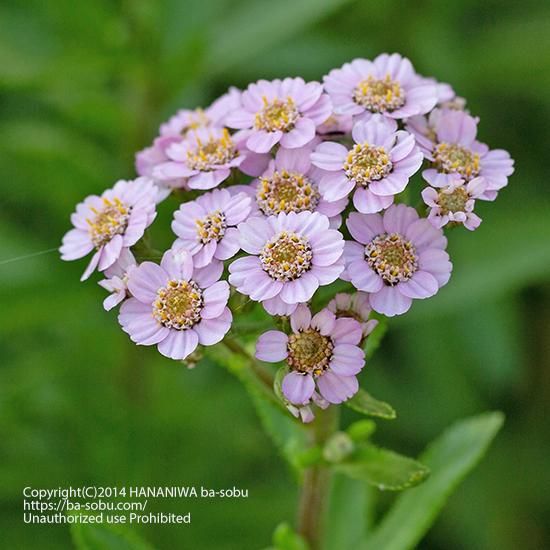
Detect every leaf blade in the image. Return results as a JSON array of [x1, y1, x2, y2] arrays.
[[361, 412, 504, 550]]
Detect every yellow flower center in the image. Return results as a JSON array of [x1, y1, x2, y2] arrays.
[[153, 280, 203, 330], [260, 231, 313, 282], [365, 233, 418, 285], [254, 96, 299, 133], [353, 75, 405, 113], [433, 143, 480, 179], [186, 129, 237, 171], [344, 143, 392, 187], [257, 170, 320, 215], [438, 186, 469, 214], [287, 329, 334, 376], [87, 197, 130, 249], [196, 210, 227, 244]]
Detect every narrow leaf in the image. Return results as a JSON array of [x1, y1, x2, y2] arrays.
[[346, 389, 396, 419], [335, 444, 429, 491], [361, 412, 504, 550]]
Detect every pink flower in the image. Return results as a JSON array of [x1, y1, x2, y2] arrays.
[[422, 177, 487, 231], [135, 135, 188, 201], [160, 87, 242, 136], [323, 53, 437, 120], [225, 78, 332, 153], [327, 292, 379, 337], [311, 116, 423, 214], [153, 127, 247, 190], [344, 204, 452, 316], [228, 212, 344, 316], [172, 188, 251, 268], [417, 110, 514, 199], [60, 177, 157, 281], [231, 145, 347, 227], [98, 249, 137, 311], [256, 304, 365, 406], [119, 249, 232, 361]]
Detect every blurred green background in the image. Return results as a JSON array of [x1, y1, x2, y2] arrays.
[[1, 0, 550, 548]]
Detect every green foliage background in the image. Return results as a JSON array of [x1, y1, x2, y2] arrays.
[[1, 0, 549, 548]]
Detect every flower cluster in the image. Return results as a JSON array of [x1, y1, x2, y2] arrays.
[[61, 53, 514, 421]]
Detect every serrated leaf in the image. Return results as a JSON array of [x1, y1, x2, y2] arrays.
[[272, 522, 309, 550], [335, 444, 430, 491], [70, 519, 155, 550], [346, 389, 396, 419], [361, 412, 504, 550]]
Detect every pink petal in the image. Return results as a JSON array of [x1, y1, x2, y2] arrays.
[[311, 309, 336, 335], [331, 318, 362, 346], [282, 372, 315, 405], [193, 307, 232, 345], [317, 371, 358, 404], [201, 281, 230, 319], [255, 330, 289, 362], [369, 286, 412, 317], [330, 344, 365, 376], [127, 262, 169, 303], [157, 329, 199, 360], [398, 271, 439, 299], [290, 304, 312, 333]]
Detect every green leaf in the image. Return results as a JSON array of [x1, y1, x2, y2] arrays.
[[325, 474, 374, 550], [335, 444, 430, 491], [272, 522, 309, 550], [346, 389, 396, 420], [70, 519, 155, 550], [361, 412, 504, 550]]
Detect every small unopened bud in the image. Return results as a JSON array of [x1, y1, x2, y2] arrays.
[[323, 432, 354, 463]]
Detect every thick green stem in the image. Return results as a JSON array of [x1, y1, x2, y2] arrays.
[[297, 406, 339, 550]]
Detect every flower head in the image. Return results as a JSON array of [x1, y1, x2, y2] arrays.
[[232, 146, 347, 227], [136, 136, 189, 201], [160, 87, 242, 137], [344, 204, 452, 316], [416, 110, 514, 199], [119, 249, 231, 360], [98, 248, 137, 311], [229, 212, 344, 315], [226, 78, 332, 153], [327, 292, 378, 337], [422, 177, 487, 230], [324, 53, 438, 120], [256, 304, 365, 407], [60, 177, 157, 281], [311, 116, 423, 213], [172, 188, 251, 268]]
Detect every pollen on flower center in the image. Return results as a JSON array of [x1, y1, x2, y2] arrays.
[[196, 210, 227, 244], [257, 170, 321, 215], [287, 329, 334, 376], [353, 75, 405, 113], [344, 143, 392, 187], [153, 279, 203, 330], [259, 231, 313, 282], [87, 197, 130, 248], [433, 143, 480, 179], [254, 96, 299, 133], [365, 233, 418, 285], [187, 129, 237, 171], [438, 187, 469, 214]]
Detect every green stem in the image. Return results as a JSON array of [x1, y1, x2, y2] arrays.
[[297, 406, 339, 550]]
